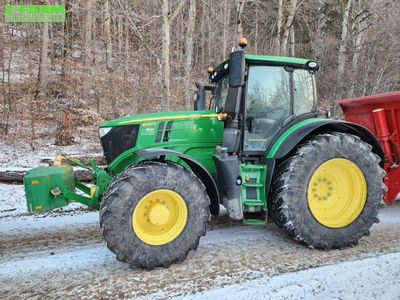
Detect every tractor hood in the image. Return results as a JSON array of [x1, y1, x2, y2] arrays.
[[98, 110, 223, 166]]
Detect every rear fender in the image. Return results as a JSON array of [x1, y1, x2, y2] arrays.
[[267, 119, 384, 160], [264, 119, 384, 197]]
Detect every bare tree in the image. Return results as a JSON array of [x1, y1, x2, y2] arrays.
[[104, 0, 113, 71], [0, 17, 6, 134], [83, 0, 95, 100], [161, 0, 187, 110], [347, 0, 370, 98], [161, 0, 171, 110], [117, 14, 123, 62], [337, 0, 353, 84], [275, 0, 284, 55], [236, 0, 245, 41], [37, 22, 49, 100], [289, 23, 295, 56], [61, 0, 72, 80], [200, 0, 206, 66], [254, 0, 259, 53], [183, 0, 196, 110], [0, 15, 4, 72], [55, 111, 73, 146], [222, 0, 230, 57], [206, 0, 212, 63], [280, 0, 297, 56]]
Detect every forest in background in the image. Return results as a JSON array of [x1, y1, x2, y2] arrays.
[[0, 0, 399, 147]]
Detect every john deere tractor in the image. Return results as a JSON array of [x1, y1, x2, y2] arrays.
[[24, 39, 386, 269]]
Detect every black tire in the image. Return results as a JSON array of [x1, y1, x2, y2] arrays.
[[269, 132, 386, 249], [100, 161, 210, 270]]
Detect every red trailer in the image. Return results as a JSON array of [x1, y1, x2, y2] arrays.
[[339, 91, 400, 203]]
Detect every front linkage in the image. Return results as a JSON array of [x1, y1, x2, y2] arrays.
[[24, 156, 112, 213]]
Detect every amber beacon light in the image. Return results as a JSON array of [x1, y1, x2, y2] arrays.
[[238, 37, 248, 49]]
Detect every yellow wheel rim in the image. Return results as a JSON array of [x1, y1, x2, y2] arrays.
[[307, 158, 367, 228], [132, 189, 187, 245]]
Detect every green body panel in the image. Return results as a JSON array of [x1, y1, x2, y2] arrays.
[[240, 163, 267, 225], [243, 219, 266, 225], [101, 110, 218, 128], [24, 165, 74, 212], [267, 118, 327, 158], [104, 110, 224, 175], [240, 163, 267, 211]]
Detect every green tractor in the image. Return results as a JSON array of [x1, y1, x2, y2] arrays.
[[24, 39, 386, 270]]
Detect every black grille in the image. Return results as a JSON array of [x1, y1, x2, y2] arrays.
[[163, 121, 173, 142], [100, 125, 140, 164]]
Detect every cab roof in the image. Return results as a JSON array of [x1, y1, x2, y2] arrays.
[[245, 54, 310, 65], [211, 54, 316, 83]]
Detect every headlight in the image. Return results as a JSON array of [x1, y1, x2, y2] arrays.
[[99, 127, 112, 138]]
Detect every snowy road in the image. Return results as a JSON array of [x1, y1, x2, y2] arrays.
[[0, 184, 400, 299]]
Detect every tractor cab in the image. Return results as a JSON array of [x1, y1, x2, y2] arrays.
[[204, 39, 321, 222], [209, 39, 319, 156]]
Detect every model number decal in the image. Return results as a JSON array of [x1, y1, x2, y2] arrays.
[[143, 122, 156, 127]]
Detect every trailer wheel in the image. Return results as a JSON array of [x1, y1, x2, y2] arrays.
[[269, 132, 386, 249], [100, 161, 210, 270]]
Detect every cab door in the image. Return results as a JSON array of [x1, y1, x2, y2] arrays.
[[243, 65, 316, 153], [243, 65, 291, 152]]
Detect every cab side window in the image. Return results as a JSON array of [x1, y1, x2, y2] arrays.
[[293, 69, 314, 115]]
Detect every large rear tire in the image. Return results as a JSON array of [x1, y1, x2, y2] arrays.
[[100, 161, 210, 269], [269, 132, 386, 249]]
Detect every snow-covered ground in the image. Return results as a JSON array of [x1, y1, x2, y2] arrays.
[[186, 252, 400, 300], [0, 183, 96, 231], [0, 140, 101, 171]]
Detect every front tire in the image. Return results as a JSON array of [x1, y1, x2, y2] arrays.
[[100, 161, 210, 269], [269, 132, 386, 249]]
